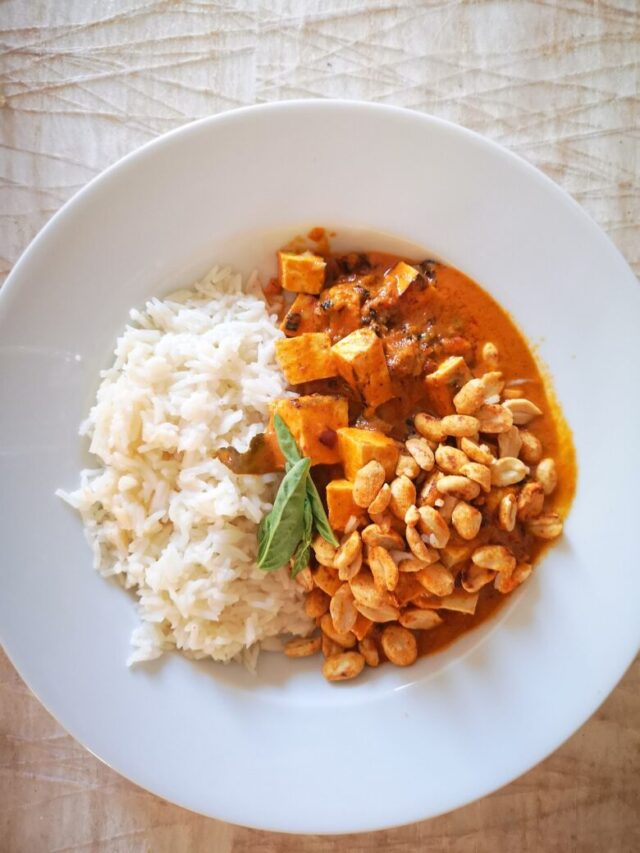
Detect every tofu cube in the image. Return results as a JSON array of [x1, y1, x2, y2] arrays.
[[270, 395, 348, 465], [424, 356, 472, 416], [275, 333, 337, 385], [280, 294, 319, 337], [337, 427, 400, 481], [319, 284, 362, 340], [383, 261, 420, 296], [326, 479, 367, 532], [331, 327, 394, 409], [278, 251, 326, 295]]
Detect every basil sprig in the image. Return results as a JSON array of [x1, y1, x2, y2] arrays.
[[257, 416, 338, 575]]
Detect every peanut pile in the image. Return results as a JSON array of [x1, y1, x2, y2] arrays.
[[284, 353, 564, 682]]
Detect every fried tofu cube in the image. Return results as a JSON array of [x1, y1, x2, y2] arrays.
[[319, 284, 362, 340], [331, 328, 394, 409], [275, 333, 337, 385], [337, 427, 400, 481], [326, 479, 367, 532], [383, 261, 420, 296], [278, 251, 326, 295], [424, 356, 473, 416], [280, 294, 319, 337], [270, 395, 348, 465]]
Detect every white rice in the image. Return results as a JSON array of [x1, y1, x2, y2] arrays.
[[58, 265, 312, 669]]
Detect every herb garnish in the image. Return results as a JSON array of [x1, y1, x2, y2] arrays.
[[257, 415, 338, 576]]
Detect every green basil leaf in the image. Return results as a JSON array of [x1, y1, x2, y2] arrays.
[[273, 414, 302, 470], [291, 542, 311, 577], [306, 477, 339, 546], [257, 513, 272, 563], [303, 495, 313, 537], [257, 457, 310, 571], [290, 500, 313, 577]]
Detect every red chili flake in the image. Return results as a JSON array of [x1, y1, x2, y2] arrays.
[[318, 428, 337, 448]]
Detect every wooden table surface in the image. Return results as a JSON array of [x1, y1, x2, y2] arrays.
[[1, 2, 639, 850]]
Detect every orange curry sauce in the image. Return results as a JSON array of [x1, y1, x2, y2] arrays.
[[230, 239, 577, 658]]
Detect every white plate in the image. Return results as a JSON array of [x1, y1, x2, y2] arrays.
[[1, 101, 638, 834]]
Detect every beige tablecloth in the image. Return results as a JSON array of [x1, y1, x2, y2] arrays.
[[1, 2, 639, 851]]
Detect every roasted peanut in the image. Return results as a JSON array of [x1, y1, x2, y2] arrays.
[[358, 635, 380, 667], [503, 398, 542, 425], [321, 635, 343, 658], [418, 471, 443, 507], [461, 563, 496, 593], [284, 635, 322, 657], [334, 530, 362, 572], [416, 505, 450, 548], [498, 425, 522, 459], [416, 562, 455, 597], [404, 525, 435, 562], [498, 493, 517, 532], [320, 612, 357, 648], [502, 387, 522, 399], [481, 341, 499, 368], [460, 437, 495, 466], [322, 651, 365, 681], [476, 403, 513, 434], [304, 587, 330, 619], [367, 482, 392, 515], [491, 457, 529, 486], [354, 602, 400, 623], [459, 462, 491, 493], [437, 494, 458, 523], [295, 566, 314, 592], [312, 563, 342, 596], [369, 545, 399, 592], [451, 501, 483, 540], [435, 444, 469, 474], [441, 414, 480, 438], [368, 511, 394, 532], [519, 430, 543, 465], [495, 562, 533, 593], [353, 460, 386, 507], [362, 522, 404, 550], [398, 557, 434, 572], [396, 453, 421, 479], [330, 583, 358, 634], [436, 475, 481, 501], [517, 481, 545, 521], [527, 513, 563, 539], [471, 544, 516, 574], [453, 378, 485, 415], [402, 504, 418, 527], [381, 625, 418, 666], [414, 412, 445, 443], [405, 436, 435, 471], [536, 457, 557, 495], [399, 608, 444, 630], [389, 475, 416, 520], [343, 514, 361, 535], [481, 371, 505, 400], [350, 571, 391, 609], [338, 550, 362, 582], [312, 534, 337, 567]]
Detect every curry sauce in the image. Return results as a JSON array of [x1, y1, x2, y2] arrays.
[[252, 240, 576, 672]]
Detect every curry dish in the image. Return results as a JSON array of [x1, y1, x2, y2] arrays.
[[233, 235, 576, 681]]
